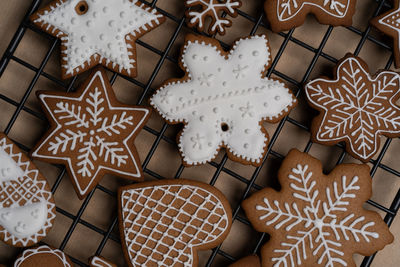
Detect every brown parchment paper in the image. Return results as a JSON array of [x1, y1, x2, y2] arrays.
[[0, 0, 399, 266]]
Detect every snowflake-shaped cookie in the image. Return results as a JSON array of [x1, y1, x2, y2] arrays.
[[31, 0, 165, 79], [151, 34, 297, 166], [32, 68, 150, 199], [264, 0, 357, 32], [185, 0, 241, 35], [371, 0, 400, 68], [305, 54, 400, 162], [243, 149, 393, 267]]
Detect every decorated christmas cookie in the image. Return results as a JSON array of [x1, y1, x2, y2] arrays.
[[229, 255, 261, 267], [305, 54, 400, 162], [31, 67, 150, 199], [118, 179, 232, 267], [0, 133, 55, 247], [30, 0, 165, 79], [371, 0, 400, 68], [242, 149, 393, 267], [185, 0, 242, 35], [90, 256, 116, 267], [14, 245, 73, 267], [264, 0, 357, 32], [151, 34, 297, 166]]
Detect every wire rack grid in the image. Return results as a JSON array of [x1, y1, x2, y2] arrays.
[[0, 0, 399, 266]]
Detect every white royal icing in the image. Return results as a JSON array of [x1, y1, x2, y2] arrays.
[[33, 0, 164, 76], [0, 148, 24, 183], [91, 256, 113, 267], [277, 0, 351, 21], [151, 35, 296, 165], [186, 0, 241, 34], [32, 70, 149, 197], [14, 245, 72, 267], [305, 57, 400, 161], [0, 137, 55, 247], [377, 7, 400, 51], [255, 163, 379, 267], [120, 183, 230, 267]]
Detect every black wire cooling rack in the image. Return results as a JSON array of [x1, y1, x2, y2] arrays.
[[1, 0, 400, 266]]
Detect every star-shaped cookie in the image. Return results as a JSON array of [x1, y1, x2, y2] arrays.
[[151, 34, 297, 166], [242, 149, 393, 267], [371, 0, 400, 68], [31, 67, 150, 199], [264, 0, 357, 32], [30, 0, 165, 79], [305, 54, 400, 162]]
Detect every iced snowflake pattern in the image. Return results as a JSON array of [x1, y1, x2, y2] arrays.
[[277, 0, 350, 21], [243, 150, 393, 267], [305, 55, 400, 162], [32, 69, 149, 199], [185, 0, 241, 35]]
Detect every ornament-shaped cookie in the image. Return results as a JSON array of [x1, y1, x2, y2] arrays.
[[30, 0, 165, 79], [305, 54, 400, 162], [371, 0, 400, 68], [118, 179, 232, 267], [264, 0, 357, 32], [31, 67, 150, 199], [14, 245, 73, 267], [185, 0, 242, 35], [242, 149, 393, 267], [151, 34, 296, 166], [0, 133, 55, 247]]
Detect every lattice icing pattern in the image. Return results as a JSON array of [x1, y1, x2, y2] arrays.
[[151, 35, 296, 166], [31, 0, 164, 78], [0, 135, 55, 247], [120, 182, 231, 267]]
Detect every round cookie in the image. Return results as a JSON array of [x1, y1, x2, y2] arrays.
[[242, 149, 393, 267], [229, 255, 261, 267], [118, 179, 232, 267], [14, 245, 73, 267], [0, 133, 55, 247], [151, 34, 296, 167], [304, 54, 400, 162], [264, 0, 358, 32], [30, 0, 165, 79]]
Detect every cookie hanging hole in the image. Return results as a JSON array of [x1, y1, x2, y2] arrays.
[[75, 1, 89, 15], [221, 123, 229, 132]]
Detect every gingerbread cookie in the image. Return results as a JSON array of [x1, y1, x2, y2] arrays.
[[371, 0, 400, 68], [30, 0, 165, 79], [185, 0, 241, 35], [305, 54, 400, 162], [151, 34, 296, 167], [90, 256, 116, 267], [14, 245, 73, 267], [243, 149, 393, 267], [118, 179, 232, 267], [31, 67, 150, 199], [264, 0, 357, 32], [0, 133, 55, 247], [229, 255, 261, 267]]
